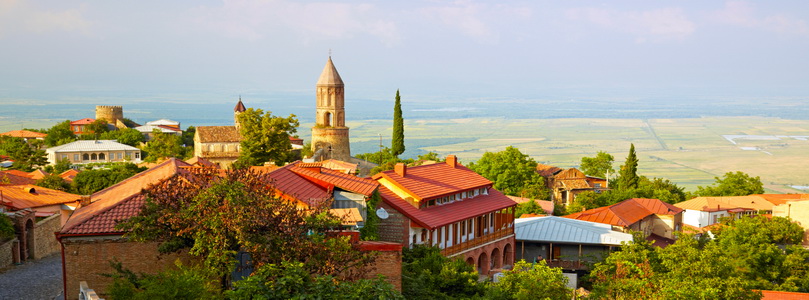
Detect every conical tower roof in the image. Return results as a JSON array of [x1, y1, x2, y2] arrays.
[[317, 57, 344, 86], [234, 97, 246, 112]]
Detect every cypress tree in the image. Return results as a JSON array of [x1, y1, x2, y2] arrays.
[[391, 89, 405, 156], [618, 143, 639, 189]]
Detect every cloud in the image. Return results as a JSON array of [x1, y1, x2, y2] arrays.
[[566, 6, 695, 43], [419, 0, 532, 44], [185, 0, 401, 46], [713, 1, 809, 36], [0, 0, 92, 37]]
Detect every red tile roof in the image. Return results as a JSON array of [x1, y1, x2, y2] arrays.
[[378, 185, 515, 229], [185, 156, 218, 168], [265, 166, 331, 206], [59, 169, 80, 182], [506, 195, 554, 215], [372, 162, 491, 201], [674, 196, 774, 212], [0, 171, 36, 185], [760, 290, 809, 299], [29, 169, 49, 180], [0, 184, 80, 209], [565, 198, 682, 227], [70, 118, 95, 125], [0, 130, 47, 139], [290, 162, 378, 196], [60, 158, 191, 235]]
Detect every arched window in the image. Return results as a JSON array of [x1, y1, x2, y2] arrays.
[[99, 153, 106, 160], [91, 153, 97, 160], [324, 112, 332, 127], [83, 154, 89, 161]]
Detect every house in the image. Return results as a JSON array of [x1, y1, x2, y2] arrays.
[[772, 196, 809, 245], [372, 155, 517, 275], [46, 140, 142, 165], [145, 119, 180, 130], [193, 125, 242, 168], [565, 198, 683, 243], [515, 216, 633, 269], [134, 124, 182, 141], [0, 130, 47, 142], [59, 169, 80, 183], [0, 170, 36, 185], [537, 165, 608, 207], [0, 184, 79, 225], [674, 195, 776, 228], [69, 118, 95, 135]]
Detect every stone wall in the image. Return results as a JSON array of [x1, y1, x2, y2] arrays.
[[0, 237, 19, 270], [377, 202, 409, 247], [33, 214, 61, 259], [61, 237, 194, 300], [311, 127, 351, 162]]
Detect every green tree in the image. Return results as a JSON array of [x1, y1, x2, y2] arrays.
[[106, 260, 219, 300], [52, 158, 73, 174], [402, 245, 484, 298], [359, 190, 382, 241], [391, 89, 405, 156], [236, 108, 299, 166], [36, 174, 71, 191], [181, 126, 195, 147], [44, 120, 77, 147], [580, 151, 614, 178], [86, 118, 110, 138], [141, 129, 185, 162], [100, 128, 144, 147], [616, 143, 639, 190], [692, 171, 765, 197], [515, 200, 546, 217], [0, 214, 15, 240], [71, 163, 146, 195], [485, 260, 571, 300], [468, 146, 549, 200], [0, 136, 47, 171]]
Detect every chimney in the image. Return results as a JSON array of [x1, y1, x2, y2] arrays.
[[395, 163, 407, 177], [80, 195, 91, 207], [446, 155, 457, 168]]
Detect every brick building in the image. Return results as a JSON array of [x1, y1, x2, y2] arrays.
[[372, 155, 517, 275]]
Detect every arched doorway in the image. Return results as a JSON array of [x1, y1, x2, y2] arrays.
[[478, 252, 489, 275], [491, 247, 501, 270], [503, 243, 514, 267], [466, 257, 475, 266]]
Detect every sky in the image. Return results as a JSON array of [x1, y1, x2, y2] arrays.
[[1, 0, 809, 105]]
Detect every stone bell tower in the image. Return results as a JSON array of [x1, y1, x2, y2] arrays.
[[310, 57, 351, 161]]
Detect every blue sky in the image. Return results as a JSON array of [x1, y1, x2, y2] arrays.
[[1, 0, 808, 104]]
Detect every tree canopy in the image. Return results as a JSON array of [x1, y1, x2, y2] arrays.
[[468, 146, 549, 200], [71, 163, 146, 195], [43, 120, 77, 147], [0, 136, 47, 171], [391, 89, 405, 156], [580, 151, 614, 179], [485, 260, 572, 300], [235, 108, 299, 167], [692, 171, 765, 197], [616, 143, 639, 190], [141, 129, 186, 162]]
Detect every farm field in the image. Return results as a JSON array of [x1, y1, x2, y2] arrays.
[[303, 116, 809, 194]]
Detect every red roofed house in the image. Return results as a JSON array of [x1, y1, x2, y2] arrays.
[[372, 155, 517, 275], [565, 198, 683, 242], [69, 118, 96, 135], [0, 184, 80, 225], [540, 166, 608, 207], [0, 129, 48, 141]]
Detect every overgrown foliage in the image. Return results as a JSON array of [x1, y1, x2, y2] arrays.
[[514, 200, 546, 217], [0, 136, 48, 171], [485, 260, 572, 300], [580, 151, 614, 179], [99, 128, 145, 147], [691, 171, 765, 197], [71, 163, 146, 195], [468, 146, 549, 200], [402, 245, 485, 298], [359, 190, 382, 241], [392, 89, 405, 157], [235, 108, 299, 167], [141, 129, 187, 162], [36, 174, 71, 191], [106, 260, 219, 300], [44, 120, 77, 147], [0, 214, 15, 240]]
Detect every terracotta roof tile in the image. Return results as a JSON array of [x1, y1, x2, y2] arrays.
[[372, 162, 491, 201], [265, 167, 331, 206], [760, 290, 809, 299], [290, 163, 378, 196], [70, 118, 95, 125], [379, 185, 516, 229], [185, 156, 218, 168], [0, 184, 80, 209], [60, 158, 191, 235], [29, 169, 49, 180], [196, 126, 241, 143], [565, 198, 682, 227], [0, 171, 36, 185], [1, 130, 47, 139], [536, 163, 562, 177], [59, 169, 80, 182]]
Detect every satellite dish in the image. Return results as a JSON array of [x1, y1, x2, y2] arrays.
[[376, 207, 389, 219]]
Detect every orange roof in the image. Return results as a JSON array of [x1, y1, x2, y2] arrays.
[[0, 171, 36, 185], [321, 159, 358, 174], [290, 162, 378, 196], [506, 195, 554, 214], [3, 170, 32, 178], [752, 194, 809, 206], [29, 169, 49, 180], [760, 290, 809, 299], [372, 161, 491, 201], [536, 163, 562, 177], [565, 198, 682, 227], [264, 166, 331, 207], [185, 156, 218, 168], [378, 185, 516, 230], [0, 184, 80, 209], [60, 158, 191, 235], [59, 169, 80, 182], [70, 118, 95, 125], [675, 195, 775, 212], [0, 130, 47, 139]]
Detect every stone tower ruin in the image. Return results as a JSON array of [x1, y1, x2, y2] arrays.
[[310, 57, 351, 161], [95, 105, 123, 125]]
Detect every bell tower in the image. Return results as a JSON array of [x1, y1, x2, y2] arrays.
[[311, 57, 351, 161]]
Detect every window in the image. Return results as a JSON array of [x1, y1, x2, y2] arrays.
[[91, 153, 97, 160], [74, 154, 79, 161], [595, 183, 602, 188], [82, 154, 89, 160], [134, 152, 140, 159], [99, 153, 105, 160], [117, 153, 122, 160]]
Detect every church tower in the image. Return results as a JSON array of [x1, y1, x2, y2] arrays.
[[234, 97, 246, 129], [311, 57, 351, 161]]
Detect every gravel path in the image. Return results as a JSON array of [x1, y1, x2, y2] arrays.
[[0, 254, 63, 300]]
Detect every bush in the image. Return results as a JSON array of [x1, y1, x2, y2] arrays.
[[0, 214, 15, 240]]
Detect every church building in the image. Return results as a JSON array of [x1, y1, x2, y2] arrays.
[[310, 57, 352, 162]]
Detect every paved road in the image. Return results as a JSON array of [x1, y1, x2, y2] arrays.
[[0, 254, 63, 300]]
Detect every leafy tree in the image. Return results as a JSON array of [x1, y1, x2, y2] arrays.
[[141, 129, 185, 162], [580, 151, 614, 178], [515, 200, 546, 217], [354, 147, 414, 175], [359, 190, 382, 241], [417, 152, 443, 162], [468, 146, 549, 200], [301, 141, 314, 159], [236, 108, 299, 166], [52, 158, 73, 174], [392, 89, 405, 156], [616, 143, 639, 190], [106, 260, 219, 300], [44, 120, 77, 147], [402, 245, 484, 298], [86, 118, 110, 138], [181, 126, 195, 147], [36, 174, 71, 192], [485, 260, 571, 300], [0, 136, 47, 171], [0, 214, 15, 240], [226, 261, 402, 299], [71, 163, 146, 195], [99, 128, 144, 147], [692, 171, 765, 197]]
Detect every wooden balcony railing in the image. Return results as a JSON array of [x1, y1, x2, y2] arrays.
[[545, 260, 589, 270], [441, 227, 514, 257]]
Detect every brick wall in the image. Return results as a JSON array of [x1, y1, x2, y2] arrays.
[[61, 237, 194, 300], [377, 202, 409, 247], [0, 237, 19, 270], [357, 241, 403, 292], [33, 214, 61, 259]]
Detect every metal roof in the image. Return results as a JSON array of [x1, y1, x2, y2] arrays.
[[47, 140, 140, 153], [515, 216, 633, 246]]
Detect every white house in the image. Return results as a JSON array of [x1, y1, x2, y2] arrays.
[[674, 196, 774, 228], [46, 140, 142, 165]]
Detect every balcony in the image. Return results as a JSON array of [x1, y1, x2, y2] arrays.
[[441, 227, 514, 257]]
